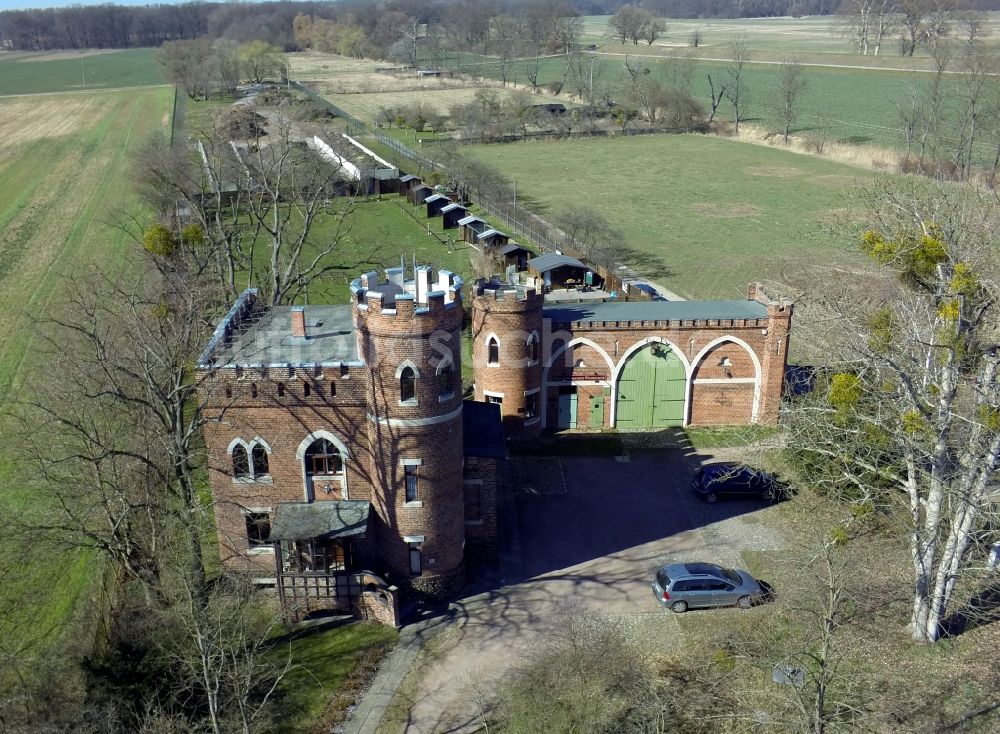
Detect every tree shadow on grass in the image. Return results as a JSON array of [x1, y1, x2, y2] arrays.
[[616, 242, 672, 279], [940, 580, 1000, 638]]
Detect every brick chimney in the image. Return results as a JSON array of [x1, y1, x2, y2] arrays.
[[291, 307, 306, 338]]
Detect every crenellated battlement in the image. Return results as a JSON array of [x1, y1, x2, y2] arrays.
[[352, 267, 462, 313], [472, 277, 543, 312]]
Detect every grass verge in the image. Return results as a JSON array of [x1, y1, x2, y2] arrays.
[[268, 619, 398, 734]]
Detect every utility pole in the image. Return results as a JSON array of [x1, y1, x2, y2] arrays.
[[80, 51, 86, 88]]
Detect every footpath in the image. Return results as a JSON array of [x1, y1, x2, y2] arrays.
[[343, 459, 520, 734]]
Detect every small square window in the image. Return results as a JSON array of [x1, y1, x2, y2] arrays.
[[277, 383, 285, 397], [245, 512, 271, 548], [487, 395, 502, 405]]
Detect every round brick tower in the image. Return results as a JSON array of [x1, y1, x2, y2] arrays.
[[352, 266, 466, 598], [472, 277, 544, 441]]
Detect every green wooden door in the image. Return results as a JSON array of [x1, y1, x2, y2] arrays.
[[615, 344, 686, 428], [590, 394, 605, 428]]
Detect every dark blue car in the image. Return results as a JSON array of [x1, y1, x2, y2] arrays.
[[692, 462, 785, 503]]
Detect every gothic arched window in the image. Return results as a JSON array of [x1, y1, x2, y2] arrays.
[[305, 438, 344, 476], [251, 444, 269, 476], [400, 366, 416, 402], [232, 444, 250, 478]]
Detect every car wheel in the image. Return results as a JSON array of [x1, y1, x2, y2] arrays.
[[670, 600, 688, 613], [705, 492, 718, 504], [737, 595, 753, 609]]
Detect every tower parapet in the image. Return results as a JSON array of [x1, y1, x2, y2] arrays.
[[472, 277, 545, 440], [748, 283, 793, 425]]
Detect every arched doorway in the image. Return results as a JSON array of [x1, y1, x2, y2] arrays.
[[615, 342, 687, 428]]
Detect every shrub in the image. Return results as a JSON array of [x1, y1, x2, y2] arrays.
[[143, 225, 176, 257]]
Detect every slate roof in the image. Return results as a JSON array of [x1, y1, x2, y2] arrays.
[[544, 300, 769, 323], [463, 401, 506, 458], [528, 253, 588, 273], [270, 500, 371, 541], [399, 174, 419, 183], [208, 305, 360, 367]]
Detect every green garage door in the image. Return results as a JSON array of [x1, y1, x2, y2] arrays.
[[615, 343, 686, 428]]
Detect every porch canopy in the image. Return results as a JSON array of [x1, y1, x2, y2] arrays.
[[270, 501, 370, 541]]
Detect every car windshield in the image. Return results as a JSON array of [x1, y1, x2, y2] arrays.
[[656, 569, 671, 587], [721, 568, 742, 585]]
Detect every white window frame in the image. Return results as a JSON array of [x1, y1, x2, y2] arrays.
[[396, 360, 421, 406], [435, 356, 456, 402], [402, 458, 423, 507], [485, 333, 501, 367], [228, 437, 273, 484], [242, 506, 274, 555], [526, 331, 540, 366]]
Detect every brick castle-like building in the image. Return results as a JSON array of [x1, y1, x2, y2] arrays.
[[197, 265, 792, 621]]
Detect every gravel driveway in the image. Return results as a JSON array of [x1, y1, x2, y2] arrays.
[[375, 448, 786, 734]]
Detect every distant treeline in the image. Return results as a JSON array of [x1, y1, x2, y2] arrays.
[[4, 0, 1000, 52]]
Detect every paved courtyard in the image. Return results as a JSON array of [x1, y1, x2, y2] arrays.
[[351, 447, 786, 734]]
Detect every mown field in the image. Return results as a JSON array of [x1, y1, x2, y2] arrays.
[[582, 12, 1000, 59], [0, 85, 174, 664], [460, 133, 872, 299], [0, 48, 163, 96]]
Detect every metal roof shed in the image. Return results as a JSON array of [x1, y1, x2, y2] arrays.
[[425, 194, 452, 218], [442, 203, 470, 229], [527, 253, 588, 273]]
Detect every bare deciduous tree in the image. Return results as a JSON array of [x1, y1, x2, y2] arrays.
[[786, 180, 1000, 643], [15, 263, 216, 603], [777, 58, 807, 144], [158, 573, 291, 734], [725, 37, 750, 134], [135, 113, 366, 306]]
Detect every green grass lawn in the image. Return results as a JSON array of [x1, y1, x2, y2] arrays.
[[0, 48, 164, 96], [240, 197, 477, 307], [459, 133, 868, 299], [0, 85, 174, 673], [268, 620, 397, 734]]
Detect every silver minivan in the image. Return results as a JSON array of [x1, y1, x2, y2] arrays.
[[651, 562, 763, 613]]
